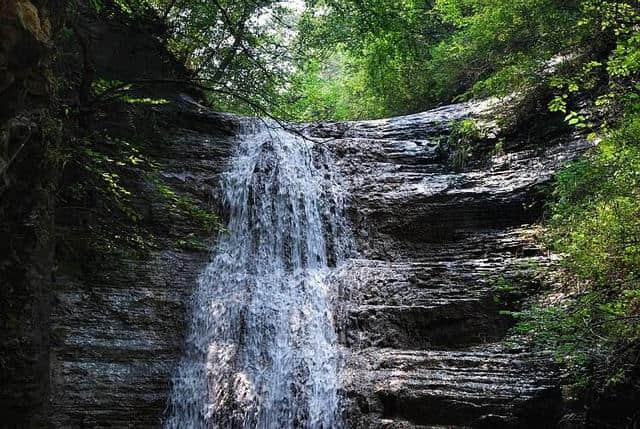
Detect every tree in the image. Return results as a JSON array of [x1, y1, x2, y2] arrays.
[[71, 0, 301, 117]]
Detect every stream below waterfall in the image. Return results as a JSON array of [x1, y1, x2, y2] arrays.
[[165, 123, 351, 428]]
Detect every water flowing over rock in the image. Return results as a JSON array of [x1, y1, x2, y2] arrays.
[[165, 123, 351, 428], [46, 99, 591, 428]]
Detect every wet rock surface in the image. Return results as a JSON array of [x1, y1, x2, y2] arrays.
[[313, 101, 590, 428], [48, 101, 240, 428], [45, 99, 590, 428]]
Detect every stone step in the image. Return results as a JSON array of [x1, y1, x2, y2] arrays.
[[379, 419, 471, 429], [335, 258, 520, 307], [343, 302, 509, 349], [332, 245, 547, 349], [355, 225, 549, 265], [345, 347, 560, 429]]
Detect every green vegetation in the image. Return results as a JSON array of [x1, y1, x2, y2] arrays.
[[149, 173, 224, 235], [56, 126, 222, 260], [445, 119, 487, 171], [287, 0, 582, 119], [54, 132, 156, 259], [77, 136, 149, 222], [286, 54, 384, 121], [512, 117, 640, 394], [550, 122, 640, 284], [502, 0, 640, 394], [70, 0, 640, 123], [284, 0, 639, 123], [75, 0, 298, 116]]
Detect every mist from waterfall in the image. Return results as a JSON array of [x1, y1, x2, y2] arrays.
[[165, 123, 351, 429]]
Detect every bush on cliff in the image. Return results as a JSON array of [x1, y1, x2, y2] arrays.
[[511, 114, 640, 417]]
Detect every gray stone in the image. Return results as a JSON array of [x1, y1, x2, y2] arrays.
[[48, 99, 589, 428], [314, 100, 588, 428]]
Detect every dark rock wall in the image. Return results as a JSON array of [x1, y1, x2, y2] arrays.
[[0, 1, 59, 425], [0, 125, 55, 426], [48, 102, 239, 428], [0, 2, 227, 425]]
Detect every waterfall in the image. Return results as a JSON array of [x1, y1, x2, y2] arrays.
[[165, 123, 350, 429]]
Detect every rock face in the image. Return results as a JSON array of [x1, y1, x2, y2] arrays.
[[7, 96, 590, 427], [0, 0, 52, 97], [48, 101, 241, 428], [0, 1, 58, 426], [309, 101, 590, 428]]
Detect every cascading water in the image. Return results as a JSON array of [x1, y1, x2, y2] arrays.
[[165, 123, 350, 429]]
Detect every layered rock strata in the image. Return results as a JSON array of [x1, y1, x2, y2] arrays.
[[311, 102, 589, 428], [46, 100, 589, 428]]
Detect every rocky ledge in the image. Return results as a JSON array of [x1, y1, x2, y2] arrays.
[[44, 98, 588, 428], [312, 101, 590, 428]]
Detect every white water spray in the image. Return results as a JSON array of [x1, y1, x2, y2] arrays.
[[165, 123, 350, 428]]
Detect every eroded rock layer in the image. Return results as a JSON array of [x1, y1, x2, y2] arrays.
[[49, 102, 240, 428], [312, 102, 589, 428], [47, 99, 588, 428]]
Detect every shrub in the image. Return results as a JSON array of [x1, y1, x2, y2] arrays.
[[515, 114, 640, 394]]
